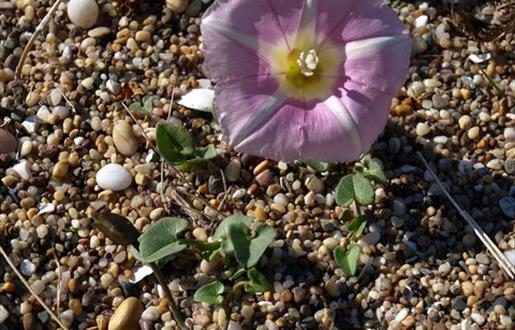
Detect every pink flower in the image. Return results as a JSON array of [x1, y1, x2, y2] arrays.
[[201, 0, 411, 162]]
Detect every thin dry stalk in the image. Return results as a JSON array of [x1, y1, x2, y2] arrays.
[[417, 152, 515, 279], [58, 88, 77, 113], [0, 245, 69, 329], [15, 0, 63, 77]]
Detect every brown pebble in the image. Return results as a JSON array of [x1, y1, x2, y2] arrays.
[[0, 128, 17, 154], [69, 298, 83, 316], [254, 207, 267, 221]]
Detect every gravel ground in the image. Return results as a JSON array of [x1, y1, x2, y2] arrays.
[[0, 0, 514, 329]]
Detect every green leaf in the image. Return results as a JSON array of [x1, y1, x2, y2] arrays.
[[156, 121, 195, 164], [91, 211, 140, 246], [193, 281, 224, 305], [195, 144, 217, 160], [227, 222, 251, 266], [141, 241, 186, 263], [139, 217, 188, 262], [347, 215, 367, 238], [247, 224, 276, 268], [244, 268, 271, 293], [335, 174, 375, 207], [181, 239, 221, 252], [334, 244, 361, 276], [304, 160, 329, 172], [361, 157, 387, 184], [128, 95, 154, 117], [229, 268, 246, 281], [128, 245, 144, 262], [213, 215, 252, 240]]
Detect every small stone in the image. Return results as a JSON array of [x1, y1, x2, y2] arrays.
[[81, 77, 95, 89], [432, 94, 448, 109], [96, 164, 132, 191], [504, 159, 515, 175], [470, 313, 485, 325], [305, 175, 324, 193], [13, 160, 32, 180], [452, 295, 467, 312], [467, 126, 480, 140], [438, 262, 451, 275], [255, 169, 274, 186], [21, 117, 38, 134], [135, 30, 151, 42], [20, 260, 36, 276], [108, 297, 143, 330], [47, 89, 62, 106], [322, 237, 339, 251], [486, 159, 502, 170], [113, 121, 138, 156], [166, 0, 189, 13], [433, 135, 448, 144], [414, 15, 428, 28], [504, 127, 515, 142], [0, 128, 17, 154], [52, 106, 69, 120], [67, 0, 99, 28], [88, 26, 111, 38], [192, 228, 207, 241], [0, 305, 9, 324], [227, 321, 242, 330], [22, 313, 35, 329], [324, 280, 340, 297], [358, 231, 380, 246], [224, 159, 241, 182], [52, 160, 69, 178], [141, 306, 160, 321], [416, 123, 430, 136], [36, 106, 52, 123], [395, 308, 409, 322], [499, 196, 515, 218], [69, 299, 82, 316], [31, 280, 45, 295]]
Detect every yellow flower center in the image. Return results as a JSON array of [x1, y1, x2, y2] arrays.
[[268, 28, 345, 103]]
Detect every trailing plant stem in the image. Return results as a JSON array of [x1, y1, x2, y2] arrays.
[[149, 263, 188, 330]]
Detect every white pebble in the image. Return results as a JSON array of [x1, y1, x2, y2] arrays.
[[67, 0, 99, 28], [96, 163, 132, 191], [13, 160, 32, 180]]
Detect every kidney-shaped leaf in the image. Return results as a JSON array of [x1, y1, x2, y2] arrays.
[[361, 156, 387, 184], [335, 174, 374, 207], [139, 217, 188, 262], [247, 224, 276, 268], [227, 222, 250, 266], [92, 211, 140, 246], [193, 281, 224, 305], [244, 268, 271, 293], [156, 121, 195, 164], [334, 244, 361, 277]]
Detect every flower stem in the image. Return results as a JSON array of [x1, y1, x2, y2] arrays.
[[149, 263, 188, 330]]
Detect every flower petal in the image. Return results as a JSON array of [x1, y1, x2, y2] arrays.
[[318, 0, 408, 44], [339, 80, 393, 151], [343, 33, 411, 93]]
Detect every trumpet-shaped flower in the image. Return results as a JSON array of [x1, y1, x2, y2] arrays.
[[201, 0, 411, 162]]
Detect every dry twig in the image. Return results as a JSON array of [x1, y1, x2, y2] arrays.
[[417, 152, 515, 279]]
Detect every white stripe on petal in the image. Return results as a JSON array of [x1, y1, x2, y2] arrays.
[[202, 19, 272, 59], [300, 0, 317, 27], [345, 34, 409, 58], [324, 95, 362, 155], [232, 89, 286, 147]]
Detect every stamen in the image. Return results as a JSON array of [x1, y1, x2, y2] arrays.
[[296, 49, 319, 77]]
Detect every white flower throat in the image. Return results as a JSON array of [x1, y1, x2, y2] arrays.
[[296, 49, 319, 77]]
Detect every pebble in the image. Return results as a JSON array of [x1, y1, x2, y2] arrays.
[[88, 26, 111, 38], [108, 297, 143, 330], [67, 0, 99, 28], [504, 159, 515, 175], [20, 260, 36, 276], [414, 15, 428, 28], [394, 308, 409, 322], [113, 121, 138, 156], [96, 164, 132, 191], [13, 160, 32, 180], [0, 128, 17, 154], [486, 159, 502, 170], [305, 175, 324, 193], [467, 126, 480, 140], [255, 169, 273, 186], [358, 231, 380, 246], [0, 305, 9, 324], [432, 94, 448, 109], [52, 160, 69, 178], [166, 0, 189, 13], [224, 158, 241, 182], [141, 306, 160, 321], [416, 122, 430, 136], [499, 197, 515, 218]]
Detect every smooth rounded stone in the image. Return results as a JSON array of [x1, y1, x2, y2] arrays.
[[0, 128, 17, 154], [416, 122, 430, 136], [0, 305, 9, 324], [47, 89, 62, 106], [52, 160, 69, 178], [224, 158, 241, 182], [504, 159, 515, 175], [499, 196, 515, 218], [273, 193, 288, 206], [414, 15, 428, 28], [412, 36, 427, 54], [433, 135, 448, 144], [394, 308, 409, 322], [52, 106, 69, 119], [20, 259, 36, 276], [141, 306, 160, 322], [407, 81, 425, 98], [113, 121, 138, 156], [31, 280, 45, 295], [255, 169, 273, 186], [96, 164, 132, 191], [467, 126, 480, 139], [486, 159, 502, 170], [240, 305, 254, 319], [392, 199, 407, 216], [470, 313, 485, 326], [458, 159, 473, 174], [108, 297, 143, 330], [20, 302, 32, 315], [305, 175, 324, 193], [192, 227, 207, 241], [166, 0, 189, 13], [504, 127, 515, 142], [13, 160, 32, 180], [452, 295, 467, 312], [322, 237, 339, 251], [36, 106, 52, 123], [88, 26, 111, 38], [438, 262, 451, 275], [432, 94, 448, 109], [67, 0, 99, 28], [20, 140, 32, 156], [22, 313, 35, 329], [358, 231, 380, 246]]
